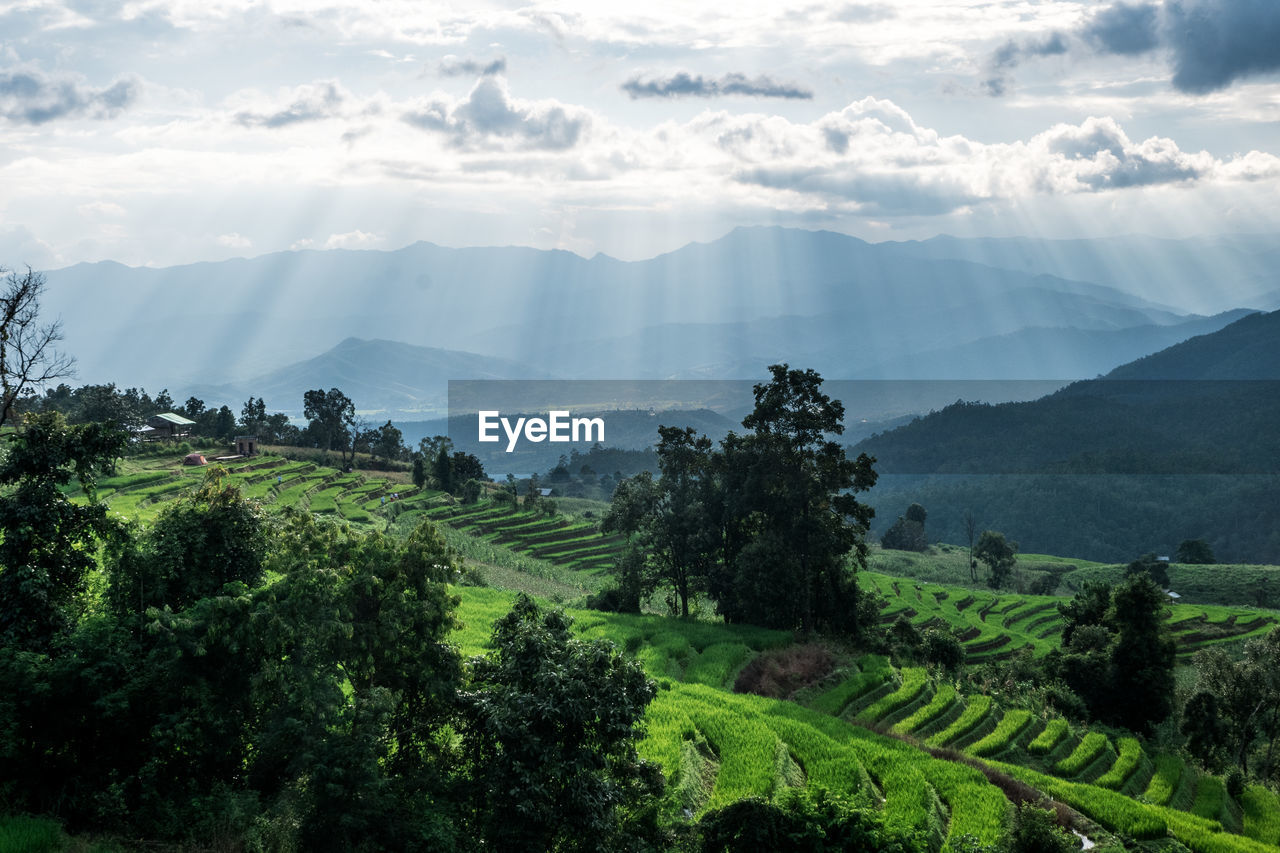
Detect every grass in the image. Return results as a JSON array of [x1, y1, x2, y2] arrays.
[[810, 655, 893, 717], [926, 695, 992, 747], [892, 683, 957, 735], [1027, 718, 1069, 755], [1096, 737, 1144, 790], [968, 709, 1033, 757], [1055, 731, 1110, 777]]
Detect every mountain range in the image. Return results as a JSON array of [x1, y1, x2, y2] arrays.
[[41, 227, 1275, 416]]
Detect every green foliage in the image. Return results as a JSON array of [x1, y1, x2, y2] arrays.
[[1178, 538, 1217, 565], [107, 467, 268, 614], [857, 666, 928, 723], [1143, 754, 1185, 806], [810, 655, 893, 717], [697, 788, 911, 853], [1126, 552, 1170, 589], [882, 515, 928, 552], [975, 530, 1017, 590], [1007, 802, 1076, 853], [0, 412, 126, 650], [460, 594, 664, 852], [893, 683, 957, 735], [0, 815, 64, 853]]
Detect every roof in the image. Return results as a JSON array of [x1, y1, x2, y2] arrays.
[[152, 411, 197, 426]]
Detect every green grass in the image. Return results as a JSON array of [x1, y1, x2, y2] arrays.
[[1055, 731, 1110, 777], [1027, 718, 1069, 755], [0, 815, 64, 853], [1242, 784, 1280, 845], [1192, 775, 1227, 823], [1095, 737, 1144, 790], [968, 709, 1033, 757], [856, 666, 928, 723], [926, 695, 992, 747], [1144, 753, 1185, 806], [892, 683, 957, 735], [810, 655, 893, 717]]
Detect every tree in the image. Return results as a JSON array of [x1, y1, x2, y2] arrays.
[[1125, 552, 1170, 589], [412, 454, 427, 488], [1177, 538, 1216, 564], [0, 267, 76, 428], [975, 530, 1017, 589], [450, 451, 486, 485], [880, 514, 927, 552], [434, 444, 453, 493], [964, 509, 978, 583], [239, 396, 267, 434], [1108, 571, 1177, 733], [370, 420, 405, 462], [713, 365, 877, 634], [303, 387, 357, 467], [0, 412, 126, 650], [108, 468, 268, 614], [459, 594, 662, 851]]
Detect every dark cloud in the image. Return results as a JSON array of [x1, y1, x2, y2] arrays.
[[621, 72, 812, 100], [235, 82, 344, 128], [0, 67, 138, 124], [437, 55, 507, 77], [403, 77, 587, 150], [1082, 2, 1160, 55], [1164, 0, 1280, 93], [981, 0, 1280, 96]]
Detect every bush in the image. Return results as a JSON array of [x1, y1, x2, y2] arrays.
[[1225, 767, 1246, 801], [1008, 803, 1076, 853], [697, 788, 911, 853], [586, 585, 641, 614]]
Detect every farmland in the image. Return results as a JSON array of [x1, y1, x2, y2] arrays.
[[52, 448, 1280, 853]]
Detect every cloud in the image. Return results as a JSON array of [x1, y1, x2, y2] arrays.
[[403, 77, 589, 150], [0, 65, 138, 124], [982, 0, 1280, 95], [437, 55, 507, 77], [621, 72, 813, 100], [234, 81, 345, 128], [1082, 2, 1160, 55], [323, 230, 382, 250], [77, 201, 127, 218], [216, 232, 251, 249], [831, 4, 896, 23], [716, 98, 1274, 214], [1164, 0, 1280, 94]]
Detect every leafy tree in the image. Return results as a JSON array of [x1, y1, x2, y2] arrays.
[[1185, 627, 1280, 775], [108, 467, 268, 614], [434, 445, 453, 493], [0, 412, 126, 650], [881, 514, 927, 552], [412, 454, 427, 488], [239, 395, 267, 434], [369, 419, 405, 461], [1125, 551, 1170, 588], [0, 267, 76, 427], [450, 450, 486, 485], [1108, 571, 1177, 733], [1176, 538, 1216, 564], [459, 594, 663, 851], [713, 365, 877, 634], [1007, 803, 1076, 853], [303, 387, 357, 466], [698, 788, 908, 853], [905, 502, 927, 525], [974, 530, 1017, 589], [1057, 580, 1112, 648]]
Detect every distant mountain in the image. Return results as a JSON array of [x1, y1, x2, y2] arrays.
[[853, 310, 1280, 562], [188, 338, 548, 417], [43, 227, 1216, 391], [880, 233, 1280, 315]]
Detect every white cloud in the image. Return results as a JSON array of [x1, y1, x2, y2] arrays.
[[323, 230, 382, 249], [403, 77, 591, 151], [216, 232, 252, 248], [77, 201, 127, 218]]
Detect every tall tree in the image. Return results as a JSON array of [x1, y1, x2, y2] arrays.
[[975, 530, 1017, 589], [0, 267, 76, 428], [303, 387, 357, 467], [716, 365, 877, 634]]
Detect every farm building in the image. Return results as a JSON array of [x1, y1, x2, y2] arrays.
[[146, 411, 196, 438], [235, 435, 259, 456]]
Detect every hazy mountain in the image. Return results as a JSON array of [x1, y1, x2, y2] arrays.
[[187, 338, 548, 417], [1103, 309, 1280, 379], [880, 233, 1280, 315], [42, 227, 1212, 392]]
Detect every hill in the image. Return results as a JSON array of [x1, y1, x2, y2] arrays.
[[855, 311, 1280, 562], [188, 337, 547, 416]]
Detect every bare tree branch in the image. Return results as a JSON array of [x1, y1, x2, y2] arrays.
[[1, 267, 77, 428]]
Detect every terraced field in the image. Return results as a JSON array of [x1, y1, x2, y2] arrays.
[[455, 588, 1280, 853], [423, 501, 624, 575], [863, 571, 1278, 663]]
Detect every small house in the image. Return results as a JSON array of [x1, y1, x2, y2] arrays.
[[147, 412, 197, 439], [235, 435, 259, 456]]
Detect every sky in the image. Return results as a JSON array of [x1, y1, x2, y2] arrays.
[[1, 0, 1279, 268]]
